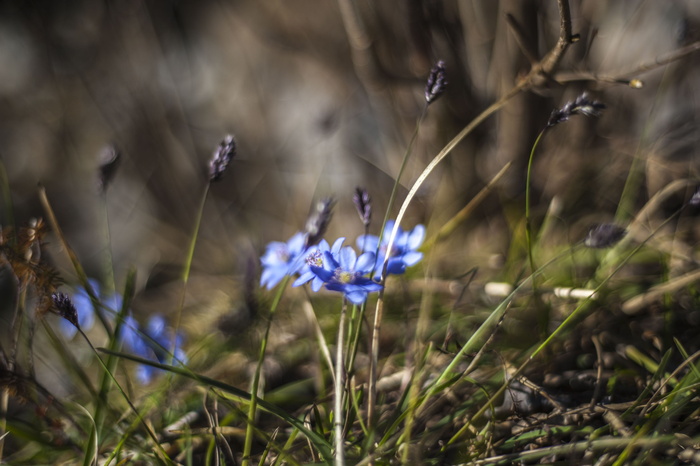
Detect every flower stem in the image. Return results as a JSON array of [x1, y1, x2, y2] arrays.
[[334, 300, 347, 466]]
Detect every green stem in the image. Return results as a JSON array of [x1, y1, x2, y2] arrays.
[[98, 189, 117, 305], [79, 327, 171, 464], [173, 183, 210, 350], [94, 269, 136, 441], [242, 274, 292, 466], [382, 107, 427, 228], [525, 129, 547, 280]]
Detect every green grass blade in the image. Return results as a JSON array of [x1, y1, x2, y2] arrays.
[[97, 347, 334, 462]]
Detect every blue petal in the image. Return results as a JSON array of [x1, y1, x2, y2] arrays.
[[146, 315, 166, 338], [261, 267, 285, 289], [338, 246, 357, 270], [345, 290, 368, 305], [331, 237, 345, 255], [356, 234, 379, 253], [58, 318, 78, 339], [287, 252, 307, 276], [311, 277, 325, 292], [355, 281, 383, 292], [287, 232, 307, 254], [311, 265, 334, 282], [174, 347, 188, 364], [317, 239, 330, 252], [136, 364, 155, 385], [293, 271, 315, 287], [402, 251, 423, 267], [322, 251, 340, 271], [387, 259, 407, 275], [104, 293, 123, 313], [325, 282, 347, 293], [407, 225, 426, 249], [355, 252, 376, 274], [383, 220, 396, 238], [260, 241, 288, 266]]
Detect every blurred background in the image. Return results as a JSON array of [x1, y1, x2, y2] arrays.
[[1, 0, 700, 332]]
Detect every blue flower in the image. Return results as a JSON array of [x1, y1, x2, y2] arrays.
[[59, 279, 128, 339], [310, 245, 382, 305], [120, 314, 187, 385], [59, 279, 99, 339], [293, 237, 345, 291], [357, 220, 425, 278], [260, 232, 309, 289]]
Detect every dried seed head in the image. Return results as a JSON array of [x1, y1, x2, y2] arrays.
[[209, 134, 237, 182], [353, 187, 371, 227], [51, 292, 79, 329], [97, 144, 121, 192], [584, 223, 626, 249], [425, 60, 448, 105], [547, 93, 606, 127], [304, 198, 335, 248]]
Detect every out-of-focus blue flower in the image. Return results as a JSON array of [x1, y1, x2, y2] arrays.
[[357, 220, 425, 278], [59, 279, 128, 339], [120, 314, 187, 385], [59, 279, 99, 339], [293, 237, 345, 291], [310, 245, 382, 305], [260, 232, 309, 289]]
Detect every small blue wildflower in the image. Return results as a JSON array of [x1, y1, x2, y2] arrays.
[[310, 245, 382, 305], [293, 237, 345, 291], [120, 314, 187, 385], [260, 232, 309, 289], [357, 220, 425, 278], [58, 279, 99, 339]]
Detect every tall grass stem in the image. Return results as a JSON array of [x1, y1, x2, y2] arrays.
[[368, 85, 522, 435], [243, 274, 292, 466]]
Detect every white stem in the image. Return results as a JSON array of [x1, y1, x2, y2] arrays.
[[334, 301, 347, 466]]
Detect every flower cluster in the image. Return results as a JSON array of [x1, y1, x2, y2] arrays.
[[120, 314, 188, 385], [260, 220, 425, 305], [357, 220, 425, 279], [57, 278, 186, 384]]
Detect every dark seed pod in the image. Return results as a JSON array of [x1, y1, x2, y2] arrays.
[[547, 93, 606, 127], [209, 134, 237, 182], [425, 60, 447, 105], [304, 198, 335, 248], [51, 292, 79, 329], [353, 187, 371, 227]]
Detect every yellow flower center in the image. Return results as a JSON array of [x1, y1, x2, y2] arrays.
[[336, 270, 354, 283]]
